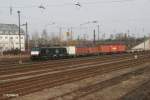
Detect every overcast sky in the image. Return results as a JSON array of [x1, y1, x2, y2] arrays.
[[0, 0, 150, 39]]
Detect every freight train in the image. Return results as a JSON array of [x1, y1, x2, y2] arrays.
[[30, 44, 126, 60]]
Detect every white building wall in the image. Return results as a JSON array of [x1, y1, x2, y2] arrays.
[[0, 34, 25, 51]]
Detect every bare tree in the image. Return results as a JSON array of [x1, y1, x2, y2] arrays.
[[31, 31, 40, 47], [110, 34, 114, 40], [40, 29, 49, 46]]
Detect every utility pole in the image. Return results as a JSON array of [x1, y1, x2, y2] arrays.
[[25, 22, 29, 52], [83, 33, 86, 41], [26, 22, 30, 53], [93, 29, 96, 45], [59, 27, 62, 45], [144, 35, 146, 50], [70, 27, 73, 41], [67, 28, 70, 46], [97, 24, 100, 41], [27, 23, 30, 53], [22, 22, 29, 52], [143, 28, 146, 50], [17, 11, 22, 64]]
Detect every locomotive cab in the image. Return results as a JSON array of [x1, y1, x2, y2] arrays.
[[30, 47, 41, 59]]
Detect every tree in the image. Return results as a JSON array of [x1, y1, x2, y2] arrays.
[[31, 31, 40, 47], [40, 29, 49, 46], [109, 34, 114, 40]]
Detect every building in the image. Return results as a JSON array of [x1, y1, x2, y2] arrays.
[[0, 24, 25, 52], [132, 39, 150, 51]]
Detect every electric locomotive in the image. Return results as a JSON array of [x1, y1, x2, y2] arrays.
[[30, 47, 68, 60]]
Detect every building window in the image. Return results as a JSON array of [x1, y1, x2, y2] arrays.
[[0, 37, 2, 39], [10, 37, 13, 39], [5, 37, 8, 39], [16, 37, 18, 39], [21, 36, 23, 39]]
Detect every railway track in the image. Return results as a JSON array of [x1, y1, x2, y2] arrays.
[[0, 58, 133, 80], [49, 63, 150, 100], [120, 79, 150, 100], [0, 53, 149, 100], [0, 53, 138, 76], [0, 53, 147, 81], [0, 53, 132, 67], [0, 54, 119, 67], [0, 53, 143, 67], [0, 51, 148, 66]]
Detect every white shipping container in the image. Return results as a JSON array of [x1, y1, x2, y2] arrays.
[[66, 46, 76, 56]]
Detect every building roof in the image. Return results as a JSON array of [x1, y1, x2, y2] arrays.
[[0, 24, 24, 35], [132, 39, 150, 50]]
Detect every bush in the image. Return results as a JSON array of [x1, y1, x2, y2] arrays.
[[3, 49, 20, 55]]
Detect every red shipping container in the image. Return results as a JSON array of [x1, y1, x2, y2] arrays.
[[99, 45, 110, 53], [117, 45, 126, 52], [98, 44, 126, 54], [76, 47, 89, 56], [110, 45, 118, 53], [88, 47, 99, 54]]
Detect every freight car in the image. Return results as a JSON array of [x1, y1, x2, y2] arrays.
[[30, 44, 127, 60], [99, 44, 126, 54]]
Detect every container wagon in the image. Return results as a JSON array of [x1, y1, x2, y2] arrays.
[[98, 44, 126, 54], [75, 46, 89, 56], [88, 47, 99, 55]]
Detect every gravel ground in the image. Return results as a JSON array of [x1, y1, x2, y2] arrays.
[[120, 80, 150, 100], [78, 67, 150, 100]]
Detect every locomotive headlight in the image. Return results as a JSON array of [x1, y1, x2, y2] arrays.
[[31, 51, 39, 55]]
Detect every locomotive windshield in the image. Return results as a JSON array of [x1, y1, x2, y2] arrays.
[[31, 47, 40, 51], [55, 49, 59, 54]]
